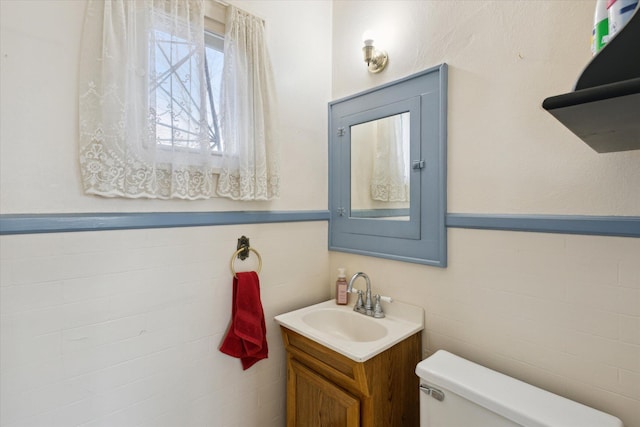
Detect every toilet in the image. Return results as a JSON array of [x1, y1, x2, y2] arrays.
[[416, 350, 623, 427]]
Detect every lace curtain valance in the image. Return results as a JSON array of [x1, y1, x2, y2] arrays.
[[78, 0, 279, 200]]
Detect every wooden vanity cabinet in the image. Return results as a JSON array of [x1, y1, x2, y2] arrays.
[[280, 327, 421, 427]]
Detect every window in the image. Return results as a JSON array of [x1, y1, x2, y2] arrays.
[[151, 27, 225, 155], [78, 2, 279, 200]]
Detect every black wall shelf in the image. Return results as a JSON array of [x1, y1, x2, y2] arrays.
[[542, 7, 640, 153]]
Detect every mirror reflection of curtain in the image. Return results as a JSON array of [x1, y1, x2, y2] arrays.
[[370, 114, 409, 202]]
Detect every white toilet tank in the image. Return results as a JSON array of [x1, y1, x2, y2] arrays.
[[416, 350, 623, 427]]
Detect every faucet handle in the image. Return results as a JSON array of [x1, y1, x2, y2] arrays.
[[378, 295, 393, 303], [373, 294, 385, 318], [354, 290, 366, 314]]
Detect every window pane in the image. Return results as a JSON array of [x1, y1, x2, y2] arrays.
[[150, 30, 224, 154], [204, 31, 224, 152]]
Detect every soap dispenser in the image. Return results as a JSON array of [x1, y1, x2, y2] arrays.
[[335, 268, 348, 305]]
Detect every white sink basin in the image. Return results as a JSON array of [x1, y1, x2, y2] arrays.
[[301, 308, 388, 342], [274, 299, 424, 362]]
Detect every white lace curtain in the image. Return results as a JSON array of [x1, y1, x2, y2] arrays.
[[217, 6, 279, 200], [78, 0, 279, 200], [370, 114, 409, 202]]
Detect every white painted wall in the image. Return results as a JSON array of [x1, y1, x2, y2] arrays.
[[331, 1, 640, 426], [0, 0, 332, 426], [2, 223, 329, 426], [332, 0, 640, 215]]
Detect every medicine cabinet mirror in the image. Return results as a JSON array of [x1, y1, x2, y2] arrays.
[[329, 64, 447, 266], [351, 112, 411, 221]]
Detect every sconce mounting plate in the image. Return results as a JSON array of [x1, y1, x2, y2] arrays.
[[368, 50, 388, 73]]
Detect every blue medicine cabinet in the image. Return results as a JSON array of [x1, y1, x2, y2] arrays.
[[328, 64, 448, 267]]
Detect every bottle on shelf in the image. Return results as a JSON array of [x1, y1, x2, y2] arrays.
[[592, 0, 610, 55], [607, 0, 639, 38]]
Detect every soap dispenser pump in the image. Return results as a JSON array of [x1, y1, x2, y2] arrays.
[[335, 268, 348, 305]]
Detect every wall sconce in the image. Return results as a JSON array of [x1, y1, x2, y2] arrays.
[[362, 30, 388, 73]]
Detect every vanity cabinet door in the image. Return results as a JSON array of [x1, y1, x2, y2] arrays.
[[288, 359, 360, 427]]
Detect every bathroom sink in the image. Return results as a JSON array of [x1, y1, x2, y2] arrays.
[[274, 299, 424, 362], [301, 308, 388, 342]]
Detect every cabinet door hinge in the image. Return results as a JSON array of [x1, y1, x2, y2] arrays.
[[412, 159, 426, 170]]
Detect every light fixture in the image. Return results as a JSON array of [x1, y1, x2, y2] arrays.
[[362, 30, 388, 73]]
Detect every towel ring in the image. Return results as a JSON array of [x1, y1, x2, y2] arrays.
[[230, 247, 262, 278]]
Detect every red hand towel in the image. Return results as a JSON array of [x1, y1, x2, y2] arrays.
[[219, 271, 268, 370]]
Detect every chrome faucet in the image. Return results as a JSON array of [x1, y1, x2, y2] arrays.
[[347, 272, 389, 318], [347, 272, 372, 315]]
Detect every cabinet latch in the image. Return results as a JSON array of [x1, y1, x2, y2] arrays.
[[337, 127, 346, 137], [412, 159, 425, 170]]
